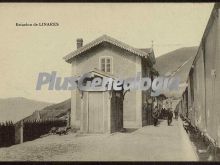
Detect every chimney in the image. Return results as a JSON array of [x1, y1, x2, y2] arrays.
[[76, 38, 83, 49]]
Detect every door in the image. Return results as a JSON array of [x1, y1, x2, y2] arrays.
[[88, 92, 104, 133], [110, 91, 123, 133], [115, 92, 123, 131]]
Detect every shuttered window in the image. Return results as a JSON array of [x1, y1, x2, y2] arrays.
[[100, 57, 112, 73], [101, 58, 105, 72]]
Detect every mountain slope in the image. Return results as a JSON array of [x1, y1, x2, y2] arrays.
[[0, 97, 53, 123], [155, 46, 198, 98], [37, 98, 70, 120], [155, 46, 198, 82], [22, 98, 71, 122]]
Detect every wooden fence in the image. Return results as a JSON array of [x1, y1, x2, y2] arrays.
[[0, 119, 67, 147], [23, 119, 67, 142], [0, 121, 15, 147]]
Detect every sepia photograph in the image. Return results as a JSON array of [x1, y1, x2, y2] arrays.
[[0, 2, 219, 162]]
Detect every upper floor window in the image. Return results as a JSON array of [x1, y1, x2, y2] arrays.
[[99, 56, 113, 73]]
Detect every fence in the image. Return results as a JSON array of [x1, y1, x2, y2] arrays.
[[0, 118, 68, 147], [0, 121, 15, 147], [23, 119, 67, 142]]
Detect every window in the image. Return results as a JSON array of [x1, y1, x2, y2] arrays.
[[100, 57, 113, 73]]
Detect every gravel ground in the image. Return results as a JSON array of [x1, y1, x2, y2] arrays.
[[0, 119, 198, 161]]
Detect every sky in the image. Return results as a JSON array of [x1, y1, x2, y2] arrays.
[[0, 3, 214, 103]]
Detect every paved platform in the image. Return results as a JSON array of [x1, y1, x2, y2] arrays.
[[0, 118, 198, 161]]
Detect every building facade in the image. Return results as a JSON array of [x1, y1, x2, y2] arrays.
[[64, 35, 157, 129]]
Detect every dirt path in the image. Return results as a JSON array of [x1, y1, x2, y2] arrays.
[[0, 119, 198, 161]]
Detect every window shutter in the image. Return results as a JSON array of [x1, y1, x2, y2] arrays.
[[106, 58, 111, 73], [101, 58, 105, 72]]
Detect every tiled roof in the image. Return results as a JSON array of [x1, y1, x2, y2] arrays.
[[63, 35, 153, 63]]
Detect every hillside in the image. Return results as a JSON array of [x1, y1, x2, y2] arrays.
[[155, 46, 198, 82], [22, 98, 71, 122], [0, 97, 53, 123], [155, 46, 198, 98]]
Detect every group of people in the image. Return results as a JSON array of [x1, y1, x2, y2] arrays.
[[152, 107, 174, 126], [146, 97, 179, 127]]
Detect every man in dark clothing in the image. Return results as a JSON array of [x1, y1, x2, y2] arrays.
[[152, 106, 160, 126], [167, 109, 173, 126], [153, 116, 158, 126], [174, 110, 178, 119]]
